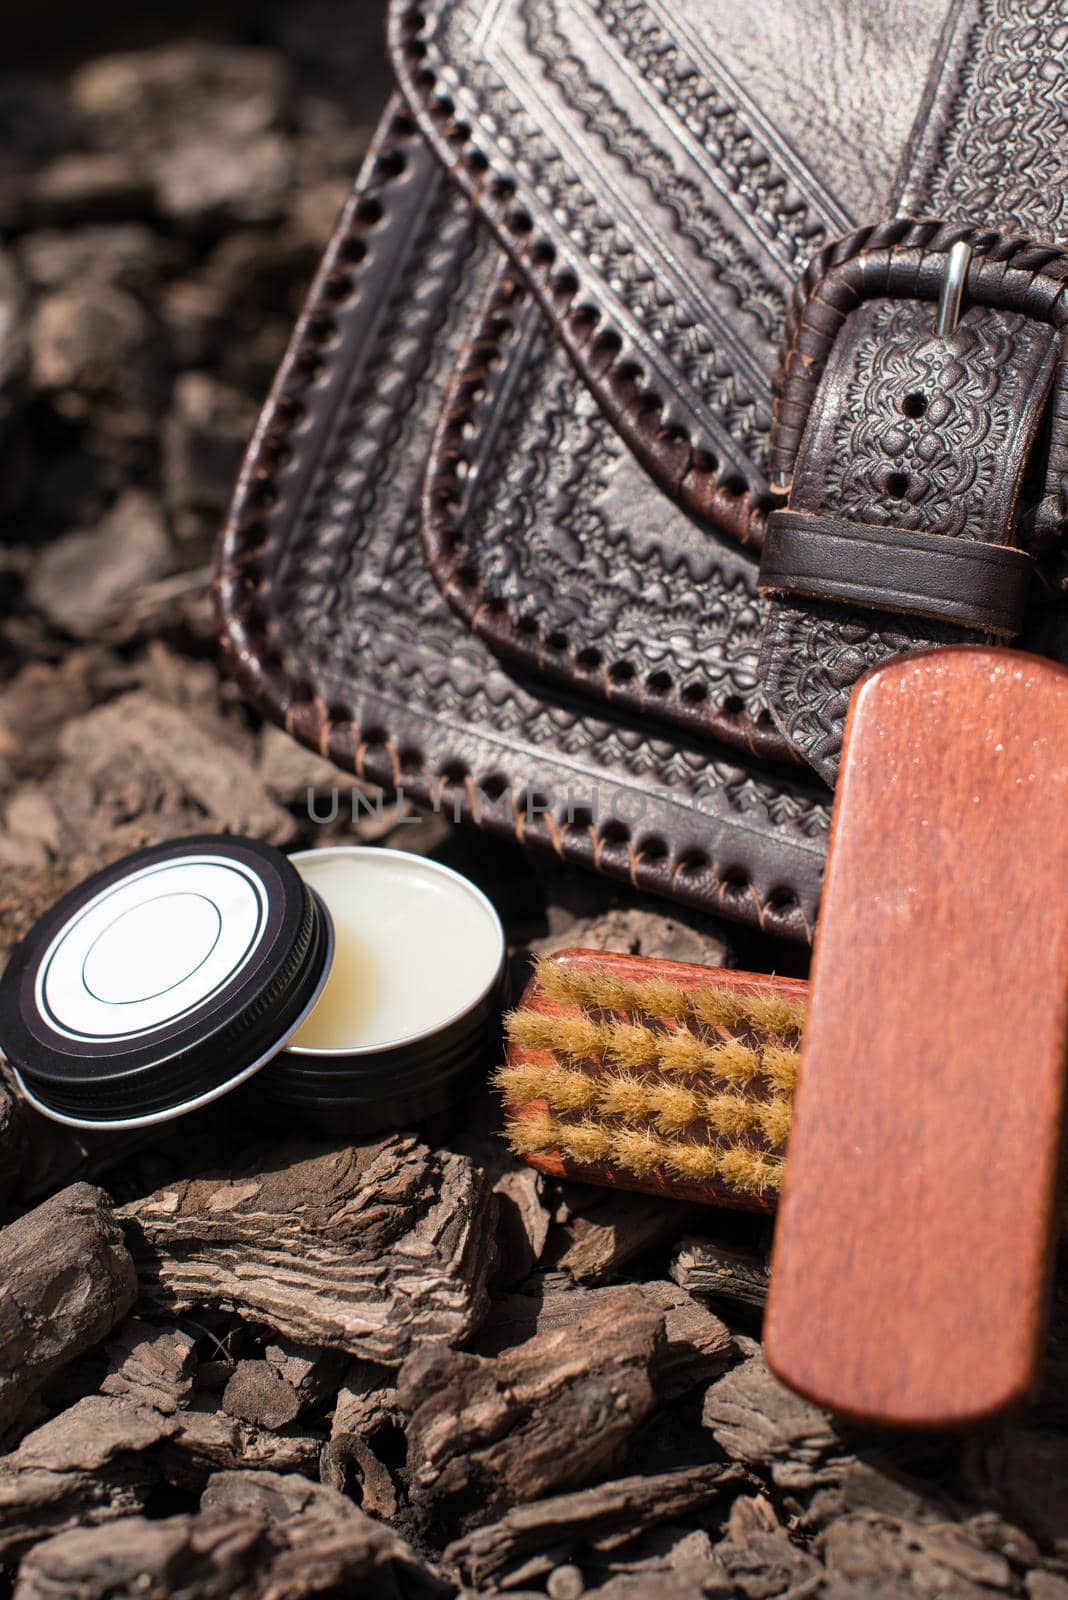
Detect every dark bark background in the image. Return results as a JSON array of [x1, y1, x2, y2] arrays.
[[0, 5, 1065, 1598]]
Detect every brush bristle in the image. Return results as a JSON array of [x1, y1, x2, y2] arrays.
[[597, 1073, 657, 1120], [502, 957, 804, 1201], [609, 1125, 666, 1177], [649, 1081, 703, 1133], [533, 957, 805, 1034], [761, 1044, 799, 1091], [505, 1010, 606, 1061], [605, 1019, 661, 1069], [561, 1118, 615, 1165]]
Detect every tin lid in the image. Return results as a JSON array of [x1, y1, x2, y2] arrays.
[[0, 834, 334, 1129]]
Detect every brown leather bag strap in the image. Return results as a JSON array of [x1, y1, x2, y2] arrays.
[[758, 278, 1060, 783], [759, 508, 1034, 637]]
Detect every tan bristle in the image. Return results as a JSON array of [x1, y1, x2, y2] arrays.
[[558, 1118, 614, 1165], [596, 1073, 657, 1120], [605, 1020, 661, 1069], [706, 1038, 764, 1084], [744, 992, 806, 1035], [761, 1044, 800, 1091], [506, 1010, 606, 1061], [662, 1141, 722, 1181], [493, 1062, 554, 1107], [609, 1126, 666, 1177], [567, 966, 636, 1014], [656, 1028, 721, 1076], [690, 986, 747, 1029], [717, 1148, 784, 1194], [533, 959, 599, 1008], [701, 1091, 760, 1136], [631, 976, 690, 1020], [540, 1063, 601, 1112], [654, 1030, 761, 1082], [757, 1096, 792, 1148], [648, 1081, 703, 1133], [505, 1108, 557, 1154]]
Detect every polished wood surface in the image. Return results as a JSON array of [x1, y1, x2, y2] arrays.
[[765, 647, 1068, 1427]]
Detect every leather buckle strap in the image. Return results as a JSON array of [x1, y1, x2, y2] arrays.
[[759, 508, 1034, 638], [756, 221, 1068, 783]]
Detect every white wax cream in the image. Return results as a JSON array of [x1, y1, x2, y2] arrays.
[[287, 847, 504, 1053]]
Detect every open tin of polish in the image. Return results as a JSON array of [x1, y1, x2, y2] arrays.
[[251, 846, 507, 1133], [0, 835, 505, 1132]]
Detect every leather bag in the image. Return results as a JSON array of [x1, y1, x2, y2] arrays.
[[215, 0, 1068, 945]]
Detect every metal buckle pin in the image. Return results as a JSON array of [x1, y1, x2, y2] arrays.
[[935, 239, 973, 337]]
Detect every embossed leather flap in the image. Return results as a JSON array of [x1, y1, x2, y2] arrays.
[[390, 0, 945, 544]]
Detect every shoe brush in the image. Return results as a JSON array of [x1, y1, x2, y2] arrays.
[[495, 947, 807, 1212]]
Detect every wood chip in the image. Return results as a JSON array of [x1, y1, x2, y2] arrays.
[[701, 1351, 845, 1492], [400, 1284, 664, 1537], [474, 1279, 732, 1402], [544, 1186, 702, 1282], [444, 1462, 743, 1588], [0, 1396, 167, 1564], [670, 1235, 770, 1318], [121, 1135, 495, 1363], [0, 1183, 137, 1438], [100, 1318, 197, 1414], [13, 1467, 452, 1599]]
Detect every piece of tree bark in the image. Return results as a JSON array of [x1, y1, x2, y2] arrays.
[[474, 1279, 732, 1402], [544, 1187, 702, 1283], [324, 1359, 403, 1518], [453, 1128, 551, 1286], [702, 1351, 846, 1493], [158, 1406, 321, 1492], [819, 1510, 1015, 1599], [100, 1318, 197, 1414], [444, 1462, 743, 1589], [222, 1360, 302, 1431], [0, 1396, 168, 1564], [0, 1182, 137, 1437], [0, 1391, 322, 1564], [263, 1338, 346, 1415], [331, 1360, 400, 1440], [320, 1433, 398, 1521], [670, 1236, 770, 1319], [399, 1284, 664, 1537], [121, 1135, 494, 1363], [13, 1469, 452, 1600]]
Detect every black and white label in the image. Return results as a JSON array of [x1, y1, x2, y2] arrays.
[[35, 855, 269, 1042]]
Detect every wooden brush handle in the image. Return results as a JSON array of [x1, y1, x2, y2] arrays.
[[501, 948, 806, 1213], [765, 647, 1068, 1429]]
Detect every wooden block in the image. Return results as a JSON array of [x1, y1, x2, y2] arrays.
[[765, 647, 1068, 1427]]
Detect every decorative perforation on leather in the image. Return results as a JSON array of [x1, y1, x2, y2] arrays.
[[214, 100, 831, 944], [421, 261, 794, 763]]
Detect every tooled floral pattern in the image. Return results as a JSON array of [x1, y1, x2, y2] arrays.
[[816, 302, 1045, 538], [763, 298, 1057, 782], [923, 0, 1068, 240], [761, 605, 964, 773]]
